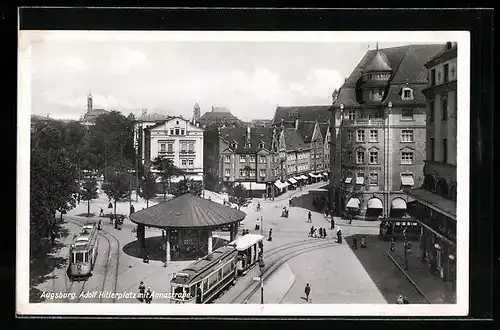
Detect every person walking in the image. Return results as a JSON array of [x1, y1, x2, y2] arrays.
[[130, 204, 135, 215], [330, 218, 335, 230], [268, 228, 273, 241], [337, 229, 342, 244], [318, 228, 323, 239], [145, 287, 153, 304], [352, 235, 358, 249], [304, 283, 311, 302], [138, 281, 146, 302], [309, 226, 315, 237], [99, 207, 104, 217], [323, 228, 327, 239], [361, 235, 367, 248]]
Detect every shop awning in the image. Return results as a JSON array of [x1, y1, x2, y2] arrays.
[[356, 176, 365, 185], [300, 175, 308, 180], [391, 198, 407, 210], [323, 172, 328, 176], [346, 197, 360, 209], [190, 175, 203, 182], [288, 178, 298, 184], [274, 180, 288, 189], [294, 176, 302, 181], [309, 173, 316, 178], [367, 198, 383, 209], [241, 182, 266, 190], [401, 175, 415, 186], [345, 177, 352, 184]]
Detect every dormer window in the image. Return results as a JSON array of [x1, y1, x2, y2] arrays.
[[231, 142, 237, 149], [259, 142, 264, 149], [245, 142, 251, 148], [401, 87, 414, 100]]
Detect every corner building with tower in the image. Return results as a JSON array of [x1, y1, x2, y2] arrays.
[[330, 44, 445, 220]]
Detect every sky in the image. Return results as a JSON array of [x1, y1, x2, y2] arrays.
[[25, 32, 441, 121]]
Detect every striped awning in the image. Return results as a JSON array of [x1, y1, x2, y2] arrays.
[[391, 198, 407, 210], [356, 176, 365, 185], [346, 198, 360, 209], [401, 174, 415, 186], [294, 176, 302, 181], [309, 173, 316, 178], [288, 178, 298, 184], [367, 198, 383, 209], [240, 182, 266, 190], [300, 175, 308, 180], [345, 177, 352, 184], [323, 172, 328, 176]]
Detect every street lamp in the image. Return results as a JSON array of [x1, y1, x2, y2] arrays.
[[335, 103, 345, 217], [258, 255, 265, 304]]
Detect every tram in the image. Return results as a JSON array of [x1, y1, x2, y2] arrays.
[[379, 217, 421, 240], [170, 234, 264, 304], [68, 223, 99, 280]]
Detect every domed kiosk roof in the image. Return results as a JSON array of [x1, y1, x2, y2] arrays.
[[129, 193, 246, 229]]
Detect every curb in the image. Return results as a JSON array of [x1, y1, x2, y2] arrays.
[[385, 251, 432, 304]]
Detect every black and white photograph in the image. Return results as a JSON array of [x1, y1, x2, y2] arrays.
[[17, 29, 470, 316]]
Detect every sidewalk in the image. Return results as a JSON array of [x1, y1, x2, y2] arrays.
[[387, 240, 456, 304]]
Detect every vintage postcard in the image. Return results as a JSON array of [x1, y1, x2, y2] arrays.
[[18, 30, 469, 316]]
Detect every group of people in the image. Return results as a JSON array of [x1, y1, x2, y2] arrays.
[[138, 281, 153, 304], [351, 235, 367, 249], [308, 226, 328, 239]]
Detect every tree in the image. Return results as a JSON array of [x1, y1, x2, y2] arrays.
[[151, 156, 183, 201], [139, 173, 157, 208], [228, 184, 247, 210], [81, 178, 99, 215], [101, 172, 129, 220], [172, 179, 202, 197]]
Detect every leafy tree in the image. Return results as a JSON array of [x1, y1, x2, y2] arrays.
[[228, 184, 247, 210], [81, 178, 99, 215], [30, 147, 79, 256], [151, 156, 183, 201], [101, 172, 129, 219], [172, 179, 202, 197], [139, 172, 157, 208]]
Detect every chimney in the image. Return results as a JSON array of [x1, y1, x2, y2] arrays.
[[246, 126, 251, 140], [295, 118, 299, 130]]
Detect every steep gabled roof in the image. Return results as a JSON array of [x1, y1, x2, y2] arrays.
[[282, 128, 309, 151], [136, 112, 170, 122], [363, 51, 392, 72], [297, 121, 316, 143], [319, 122, 330, 138], [272, 105, 331, 126], [219, 126, 274, 154]]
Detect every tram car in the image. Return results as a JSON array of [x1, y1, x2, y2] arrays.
[[170, 234, 264, 304], [379, 217, 421, 240], [68, 223, 99, 280]]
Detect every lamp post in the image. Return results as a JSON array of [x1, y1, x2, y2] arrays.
[[335, 103, 345, 217], [258, 256, 265, 304], [385, 101, 392, 218]]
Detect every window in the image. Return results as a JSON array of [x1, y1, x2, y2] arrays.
[[401, 150, 414, 165], [369, 172, 379, 185], [181, 142, 187, 152], [188, 159, 194, 166], [259, 142, 264, 149], [402, 88, 414, 100], [260, 169, 266, 177], [356, 130, 365, 142], [169, 129, 174, 135], [250, 170, 256, 177], [347, 110, 356, 120], [348, 130, 353, 142], [76, 252, 83, 262], [444, 64, 449, 83], [369, 129, 378, 142], [159, 143, 166, 152], [181, 159, 187, 166], [442, 98, 448, 121], [401, 130, 413, 142], [356, 150, 365, 164], [188, 143, 194, 152], [175, 129, 180, 135], [239, 169, 246, 176], [249, 156, 255, 163], [348, 151, 353, 163], [430, 69, 436, 86], [430, 138, 435, 161], [245, 142, 251, 148], [429, 100, 435, 121], [239, 156, 246, 163], [224, 155, 230, 163], [181, 129, 185, 135], [401, 109, 414, 121], [443, 138, 448, 163], [225, 169, 230, 177], [167, 143, 173, 153], [259, 156, 266, 163], [369, 150, 379, 164]]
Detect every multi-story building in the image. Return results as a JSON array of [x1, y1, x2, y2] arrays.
[[133, 109, 171, 166], [407, 42, 457, 286], [197, 106, 243, 128], [144, 116, 204, 183], [218, 126, 278, 197], [330, 44, 445, 220], [192, 103, 201, 125]]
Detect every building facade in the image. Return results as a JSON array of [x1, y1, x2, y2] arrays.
[[218, 126, 278, 197], [79, 93, 110, 126], [331, 44, 445, 220], [144, 116, 204, 183], [134, 109, 171, 166], [197, 106, 243, 128], [407, 42, 457, 286]]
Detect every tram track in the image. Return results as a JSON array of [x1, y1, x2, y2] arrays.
[[229, 239, 338, 303], [65, 216, 121, 303]]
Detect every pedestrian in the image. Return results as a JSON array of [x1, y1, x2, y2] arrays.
[[130, 204, 135, 215], [390, 237, 396, 252], [397, 295, 404, 304], [352, 235, 358, 249], [268, 228, 273, 241], [402, 296, 410, 304], [138, 281, 146, 302], [330, 218, 335, 230], [318, 228, 323, 238], [308, 211, 312, 223], [98, 219, 102, 230], [337, 229, 342, 244], [99, 207, 104, 217], [289, 198, 292, 207], [304, 283, 311, 302], [145, 287, 153, 304], [361, 235, 367, 248], [309, 226, 314, 237], [323, 228, 327, 239], [403, 227, 407, 239]]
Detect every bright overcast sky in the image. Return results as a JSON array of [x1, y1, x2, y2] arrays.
[[24, 32, 446, 121]]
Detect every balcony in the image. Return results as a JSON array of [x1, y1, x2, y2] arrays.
[[180, 150, 196, 155]]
